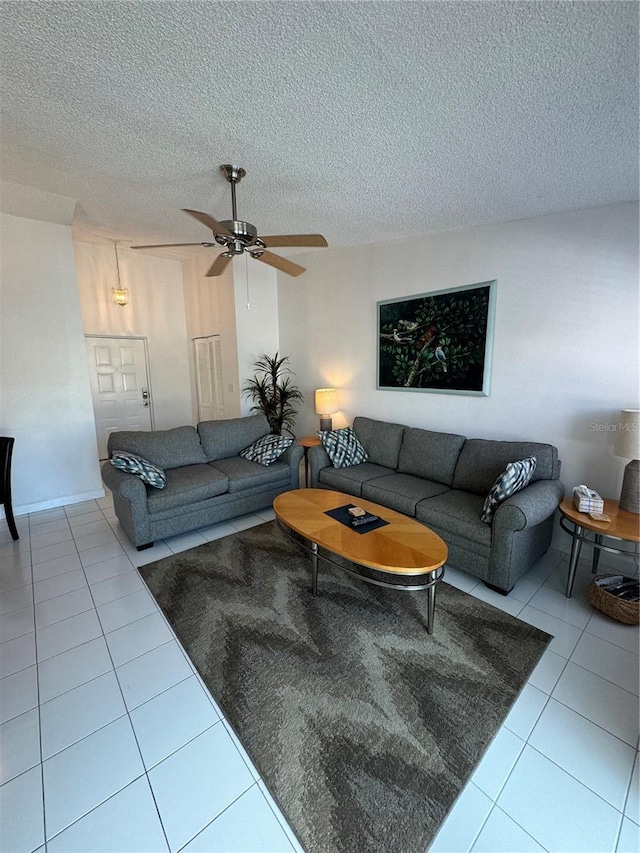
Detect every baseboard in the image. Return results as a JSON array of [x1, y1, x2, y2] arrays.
[[8, 488, 106, 518]]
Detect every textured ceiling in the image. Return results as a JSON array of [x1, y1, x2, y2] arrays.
[[0, 1, 637, 254]]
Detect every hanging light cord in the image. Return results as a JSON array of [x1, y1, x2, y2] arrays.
[[115, 243, 122, 287]]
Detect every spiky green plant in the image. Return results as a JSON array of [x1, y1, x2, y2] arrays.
[[242, 352, 304, 436]]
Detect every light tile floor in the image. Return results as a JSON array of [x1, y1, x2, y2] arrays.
[[0, 495, 638, 853]]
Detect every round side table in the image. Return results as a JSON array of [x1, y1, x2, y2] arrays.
[[298, 435, 321, 487], [558, 498, 640, 598]]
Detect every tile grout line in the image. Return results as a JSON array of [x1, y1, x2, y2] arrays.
[[40, 501, 174, 851], [524, 741, 632, 820], [481, 598, 633, 848], [29, 510, 49, 853], [32, 503, 97, 846], [172, 780, 268, 853], [458, 783, 492, 853], [255, 779, 304, 853], [78, 504, 175, 852], [619, 750, 640, 835], [142, 514, 314, 851], [479, 802, 553, 853], [7, 505, 636, 852]]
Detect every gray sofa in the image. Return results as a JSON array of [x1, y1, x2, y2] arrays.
[[308, 416, 564, 593], [101, 414, 303, 549]]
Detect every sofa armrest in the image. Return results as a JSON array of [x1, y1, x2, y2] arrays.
[[281, 442, 304, 468], [281, 442, 304, 488], [308, 444, 331, 488], [494, 479, 565, 532], [100, 461, 147, 502]]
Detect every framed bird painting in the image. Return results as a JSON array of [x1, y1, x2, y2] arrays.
[[377, 280, 496, 395]]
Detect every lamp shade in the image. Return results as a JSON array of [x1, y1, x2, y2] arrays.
[[315, 388, 338, 415], [613, 409, 640, 460]]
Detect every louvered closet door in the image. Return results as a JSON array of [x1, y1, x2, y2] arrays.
[[194, 335, 225, 422]]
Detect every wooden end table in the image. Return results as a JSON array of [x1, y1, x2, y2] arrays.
[[558, 498, 640, 598], [298, 435, 321, 487]]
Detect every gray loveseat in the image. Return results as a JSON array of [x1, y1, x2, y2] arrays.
[[308, 416, 564, 593], [101, 414, 303, 549]]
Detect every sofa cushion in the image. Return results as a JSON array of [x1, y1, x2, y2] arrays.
[[397, 428, 466, 486], [319, 427, 368, 468], [416, 490, 492, 548], [198, 415, 271, 462], [108, 426, 207, 471], [362, 474, 450, 517], [481, 456, 537, 523], [240, 434, 293, 466], [453, 439, 558, 496], [210, 457, 290, 493], [110, 451, 166, 489], [353, 417, 405, 469], [318, 463, 392, 497], [147, 464, 228, 513]]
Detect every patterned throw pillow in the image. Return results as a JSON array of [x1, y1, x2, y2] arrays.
[[480, 456, 537, 523], [240, 434, 294, 466], [318, 426, 369, 468], [110, 451, 167, 489]]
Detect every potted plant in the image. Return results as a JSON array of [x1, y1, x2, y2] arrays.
[[242, 352, 304, 437]]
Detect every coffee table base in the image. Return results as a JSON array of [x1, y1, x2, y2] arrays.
[[277, 520, 446, 635]]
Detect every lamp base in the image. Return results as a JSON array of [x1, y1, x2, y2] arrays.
[[619, 459, 640, 514], [319, 417, 333, 432]]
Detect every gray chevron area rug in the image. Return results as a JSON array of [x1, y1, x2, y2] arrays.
[[140, 521, 550, 853]]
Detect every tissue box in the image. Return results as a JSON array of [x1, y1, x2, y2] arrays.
[[573, 486, 604, 514]]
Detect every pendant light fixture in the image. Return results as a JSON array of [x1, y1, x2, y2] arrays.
[[111, 243, 129, 306]]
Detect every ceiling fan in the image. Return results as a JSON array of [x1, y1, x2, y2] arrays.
[[131, 165, 327, 277]]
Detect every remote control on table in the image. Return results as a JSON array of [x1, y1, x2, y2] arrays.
[[351, 512, 379, 527]]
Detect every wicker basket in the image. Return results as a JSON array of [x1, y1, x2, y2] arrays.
[[587, 574, 640, 625]]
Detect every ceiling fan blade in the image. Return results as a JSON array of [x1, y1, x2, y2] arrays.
[[182, 209, 233, 237], [254, 250, 306, 277], [131, 242, 210, 249], [205, 253, 233, 277], [259, 234, 328, 248]]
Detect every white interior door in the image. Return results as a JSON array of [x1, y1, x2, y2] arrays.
[[194, 335, 225, 422], [85, 336, 153, 459]]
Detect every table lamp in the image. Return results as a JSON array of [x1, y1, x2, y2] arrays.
[[315, 388, 338, 431], [613, 408, 640, 513]]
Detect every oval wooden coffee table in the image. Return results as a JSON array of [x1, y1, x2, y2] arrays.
[[273, 488, 448, 634]]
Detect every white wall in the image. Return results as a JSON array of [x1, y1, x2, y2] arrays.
[[233, 256, 280, 416], [182, 254, 241, 423], [0, 213, 103, 514], [74, 240, 193, 429], [279, 203, 639, 502]]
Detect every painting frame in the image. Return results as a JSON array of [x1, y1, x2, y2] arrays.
[[377, 280, 497, 396]]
